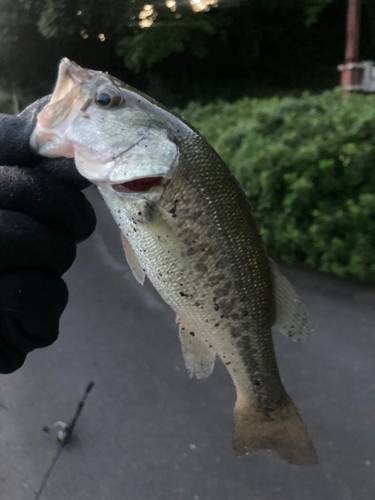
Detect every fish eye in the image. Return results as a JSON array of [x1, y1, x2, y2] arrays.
[[94, 86, 124, 109]]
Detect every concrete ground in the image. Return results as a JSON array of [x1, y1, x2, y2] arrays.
[[1, 186, 375, 500]]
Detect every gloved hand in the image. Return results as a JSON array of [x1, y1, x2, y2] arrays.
[[0, 96, 96, 374]]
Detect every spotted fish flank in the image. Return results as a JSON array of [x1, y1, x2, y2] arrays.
[[31, 58, 317, 466]]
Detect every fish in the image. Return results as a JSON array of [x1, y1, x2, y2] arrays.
[[31, 58, 318, 466]]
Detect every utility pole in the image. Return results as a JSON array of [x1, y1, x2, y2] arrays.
[[340, 0, 362, 98]]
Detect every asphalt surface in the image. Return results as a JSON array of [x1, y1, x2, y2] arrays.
[[1, 186, 375, 500]]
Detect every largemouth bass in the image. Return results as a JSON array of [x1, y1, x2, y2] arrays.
[[31, 59, 317, 466]]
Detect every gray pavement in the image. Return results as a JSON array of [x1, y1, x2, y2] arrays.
[[1, 186, 375, 500]]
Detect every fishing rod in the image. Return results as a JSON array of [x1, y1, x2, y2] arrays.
[[34, 381, 95, 500]]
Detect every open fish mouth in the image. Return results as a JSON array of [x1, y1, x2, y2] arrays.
[[111, 176, 167, 194]]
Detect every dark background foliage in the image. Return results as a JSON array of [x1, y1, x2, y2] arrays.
[[0, 0, 373, 109]]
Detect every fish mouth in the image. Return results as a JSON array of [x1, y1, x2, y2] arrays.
[[111, 176, 167, 194]]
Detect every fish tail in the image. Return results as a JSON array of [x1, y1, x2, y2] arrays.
[[232, 393, 318, 466]]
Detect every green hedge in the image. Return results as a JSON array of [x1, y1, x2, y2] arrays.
[[178, 89, 375, 280]]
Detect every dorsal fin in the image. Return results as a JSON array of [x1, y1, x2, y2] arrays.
[[270, 259, 314, 343], [120, 232, 145, 285], [176, 316, 216, 379]]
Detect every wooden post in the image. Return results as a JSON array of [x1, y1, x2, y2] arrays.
[[340, 0, 362, 98]]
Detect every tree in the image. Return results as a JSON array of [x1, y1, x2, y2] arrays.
[[0, 0, 370, 111]]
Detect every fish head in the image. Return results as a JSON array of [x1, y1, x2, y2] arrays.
[[31, 58, 180, 201]]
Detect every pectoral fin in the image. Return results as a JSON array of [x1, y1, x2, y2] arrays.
[[176, 316, 216, 379], [270, 259, 314, 342], [121, 232, 145, 285]]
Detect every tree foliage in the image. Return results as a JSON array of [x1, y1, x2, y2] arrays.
[[117, 11, 218, 72], [0, 0, 341, 75], [0, 0, 369, 111], [304, 0, 334, 26]]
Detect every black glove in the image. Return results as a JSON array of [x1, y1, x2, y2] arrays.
[[0, 96, 96, 374]]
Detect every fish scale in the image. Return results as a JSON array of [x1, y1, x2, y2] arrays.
[[31, 58, 318, 466]]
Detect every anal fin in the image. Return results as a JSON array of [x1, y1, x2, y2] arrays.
[[176, 316, 216, 379], [270, 259, 314, 342], [121, 232, 145, 285]]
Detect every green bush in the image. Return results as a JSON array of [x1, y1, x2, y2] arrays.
[[178, 89, 375, 280]]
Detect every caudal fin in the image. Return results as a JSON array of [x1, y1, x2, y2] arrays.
[[232, 394, 318, 466]]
